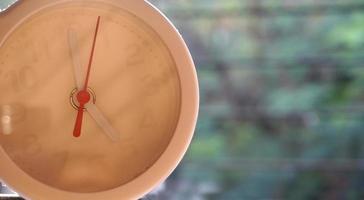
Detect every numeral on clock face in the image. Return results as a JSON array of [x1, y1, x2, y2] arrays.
[[0, 66, 37, 92]]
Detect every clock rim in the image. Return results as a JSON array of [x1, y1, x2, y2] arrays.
[[0, 0, 199, 200]]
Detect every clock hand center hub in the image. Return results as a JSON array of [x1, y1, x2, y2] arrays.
[[70, 88, 97, 110], [77, 90, 91, 104]]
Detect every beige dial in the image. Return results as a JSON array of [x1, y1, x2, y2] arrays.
[[0, 1, 181, 193]]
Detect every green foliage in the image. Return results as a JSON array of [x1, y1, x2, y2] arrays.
[[267, 84, 330, 115], [150, 0, 364, 199], [188, 133, 225, 160]]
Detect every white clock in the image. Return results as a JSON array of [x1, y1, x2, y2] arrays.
[[0, 0, 199, 199]]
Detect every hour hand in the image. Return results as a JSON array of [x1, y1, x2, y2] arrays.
[[68, 28, 85, 90], [85, 103, 120, 142]]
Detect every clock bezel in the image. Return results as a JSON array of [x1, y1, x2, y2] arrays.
[[0, 0, 199, 199]]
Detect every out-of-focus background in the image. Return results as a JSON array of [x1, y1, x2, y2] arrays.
[[2, 0, 364, 199], [147, 0, 364, 199]]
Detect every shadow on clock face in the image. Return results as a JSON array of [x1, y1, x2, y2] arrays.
[[0, 104, 65, 185], [0, 103, 146, 192]]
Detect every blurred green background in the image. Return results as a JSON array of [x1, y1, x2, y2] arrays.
[[147, 0, 364, 199]]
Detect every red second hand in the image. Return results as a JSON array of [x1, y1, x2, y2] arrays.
[[73, 16, 101, 138]]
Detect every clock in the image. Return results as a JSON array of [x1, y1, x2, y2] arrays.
[[0, 0, 199, 199]]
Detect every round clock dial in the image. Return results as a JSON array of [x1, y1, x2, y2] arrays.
[[0, 1, 181, 193]]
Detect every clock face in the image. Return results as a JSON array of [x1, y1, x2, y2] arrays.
[[0, 1, 181, 193]]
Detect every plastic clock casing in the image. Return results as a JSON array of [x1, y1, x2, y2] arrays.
[[0, 0, 199, 200]]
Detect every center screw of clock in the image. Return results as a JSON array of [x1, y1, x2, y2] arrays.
[[70, 88, 96, 110], [77, 90, 91, 104]]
